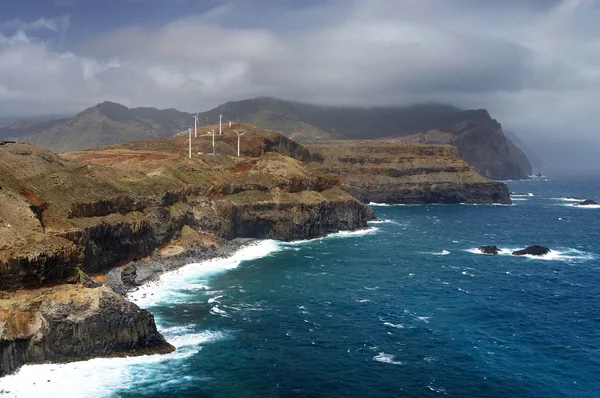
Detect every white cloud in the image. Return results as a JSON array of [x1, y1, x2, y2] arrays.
[[0, 0, 599, 151]]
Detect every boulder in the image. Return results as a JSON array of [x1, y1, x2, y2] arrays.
[[577, 199, 597, 206], [479, 246, 501, 255], [512, 245, 550, 256], [121, 263, 138, 286]]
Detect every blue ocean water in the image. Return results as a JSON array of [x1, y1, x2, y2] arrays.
[[3, 178, 600, 397]]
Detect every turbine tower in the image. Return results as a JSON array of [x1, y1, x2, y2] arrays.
[[188, 128, 192, 158], [192, 113, 199, 138], [219, 114, 223, 135], [212, 129, 216, 155], [234, 129, 245, 157]]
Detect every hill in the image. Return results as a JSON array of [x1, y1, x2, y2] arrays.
[[198, 98, 532, 179], [6, 98, 532, 179], [8, 102, 191, 152]]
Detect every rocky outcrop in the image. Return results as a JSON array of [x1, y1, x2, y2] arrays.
[[307, 142, 511, 204], [0, 284, 174, 377], [479, 246, 501, 255], [577, 199, 597, 206], [512, 246, 551, 256]]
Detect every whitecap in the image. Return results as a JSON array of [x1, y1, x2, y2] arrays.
[[563, 203, 600, 209], [368, 219, 393, 224], [465, 247, 595, 262], [209, 306, 228, 317], [284, 227, 379, 245], [207, 295, 223, 304], [373, 352, 404, 365], [383, 322, 405, 329]]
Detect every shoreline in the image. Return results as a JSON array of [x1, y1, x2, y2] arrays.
[[104, 237, 257, 296]]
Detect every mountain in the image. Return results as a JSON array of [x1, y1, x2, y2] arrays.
[[6, 98, 532, 179], [198, 98, 532, 180], [504, 130, 543, 169], [8, 102, 191, 152], [390, 110, 533, 180]]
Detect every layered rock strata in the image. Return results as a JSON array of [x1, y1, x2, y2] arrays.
[[307, 141, 511, 204]]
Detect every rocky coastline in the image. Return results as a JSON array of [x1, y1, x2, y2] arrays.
[[0, 137, 371, 377]]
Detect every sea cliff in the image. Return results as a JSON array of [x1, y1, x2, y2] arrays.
[[307, 141, 511, 204]]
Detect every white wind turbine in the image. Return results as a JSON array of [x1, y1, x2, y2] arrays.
[[219, 114, 223, 135], [234, 129, 245, 157], [192, 113, 199, 138], [188, 128, 192, 158], [212, 129, 216, 155]]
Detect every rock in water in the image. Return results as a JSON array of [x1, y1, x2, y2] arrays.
[[577, 199, 597, 206], [512, 245, 551, 256], [479, 246, 501, 255]]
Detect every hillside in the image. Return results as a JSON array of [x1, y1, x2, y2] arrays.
[[199, 98, 532, 180], [9, 102, 191, 152]]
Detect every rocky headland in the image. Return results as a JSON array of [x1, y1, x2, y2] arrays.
[[0, 127, 370, 376], [307, 141, 511, 204]]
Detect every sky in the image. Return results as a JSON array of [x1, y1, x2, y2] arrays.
[[1, 0, 599, 170]]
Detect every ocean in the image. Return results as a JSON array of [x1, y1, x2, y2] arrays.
[[2, 177, 600, 397]]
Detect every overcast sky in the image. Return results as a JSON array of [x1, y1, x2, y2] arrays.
[[1, 0, 599, 168]]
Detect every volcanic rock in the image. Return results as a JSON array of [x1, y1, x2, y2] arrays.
[[479, 246, 501, 255], [512, 246, 551, 256], [577, 199, 597, 206]]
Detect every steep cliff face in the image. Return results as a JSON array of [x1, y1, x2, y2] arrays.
[[307, 141, 511, 204], [0, 284, 173, 377], [394, 111, 532, 180]]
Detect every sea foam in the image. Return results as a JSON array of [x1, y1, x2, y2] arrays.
[[465, 247, 595, 262]]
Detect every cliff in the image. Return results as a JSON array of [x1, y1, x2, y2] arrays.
[[393, 110, 533, 180], [307, 141, 511, 204], [0, 128, 370, 376]]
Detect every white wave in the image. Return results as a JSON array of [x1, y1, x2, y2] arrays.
[[465, 247, 595, 262], [356, 299, 371, 303], [556, 197, 585, 202], [563, 203, 600, 209], [284, 227, 379, 245], [383, 322, 405, 329], [209, 306, 228, 317], [511, 193, 534, 197], [373, 352, 404, 365], [367, 219, 393, 224], [0, 330, 228, 398], [207, 295, 223, 304], [436, 250, 450, 256], [367, 202, 390, 206], [127, 240, 282, 308]]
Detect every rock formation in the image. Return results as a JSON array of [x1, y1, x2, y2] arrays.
[[512, 246, 551, 256], [577, 199, 597, 206], [307, 141, 511, 204], [479, 246, 501, 255]]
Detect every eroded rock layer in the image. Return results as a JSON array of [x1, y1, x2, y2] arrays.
[[307, 141, 511, 204]]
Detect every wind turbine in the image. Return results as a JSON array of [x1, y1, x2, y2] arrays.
[[219, 114, 223, 135], [188, 128, 192, 158], [192, 113, 199, 138], [212, 129, 216, 155], [234, 129, 245, 157]]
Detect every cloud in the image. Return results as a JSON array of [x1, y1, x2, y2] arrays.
[[0, 0, 599, 154], [2, 16, 70, 33]]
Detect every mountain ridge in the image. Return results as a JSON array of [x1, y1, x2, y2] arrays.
[[6, 98, 532, 179]]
